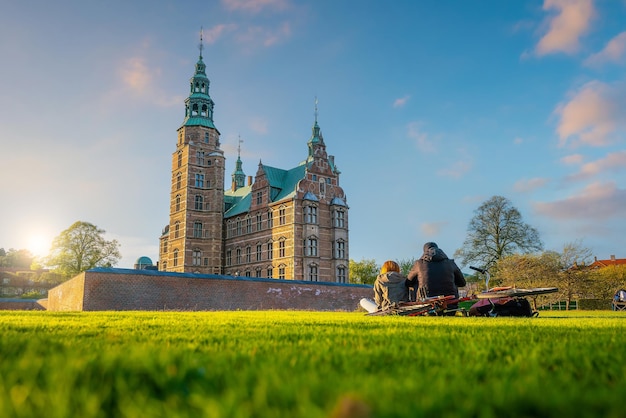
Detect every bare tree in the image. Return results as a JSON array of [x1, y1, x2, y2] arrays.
[[454, 196, 543, 270]]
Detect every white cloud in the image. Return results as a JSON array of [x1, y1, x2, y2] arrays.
[[554, 80, 626, 147], [560, 154, 584, 165], [566, 150, 626, 181], [585, 31, 626, 67], [535, 0, 595, 56], [236, 22, 292, 48], [534, 181, 626, 219], [204, 24, 238, 44], [407, 121, 435, 152], [421, 222, 447, 236], [393, 95, 410, 108], [513, 177, 550, 193], [120, 57, 154, 93], [222, 0, 290, 13], [437, 160, 472, 179]]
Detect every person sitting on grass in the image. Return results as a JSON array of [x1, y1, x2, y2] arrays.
[[373, 260, 410, 311]]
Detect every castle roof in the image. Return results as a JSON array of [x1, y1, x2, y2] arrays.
[[224, 163, 306, 218]]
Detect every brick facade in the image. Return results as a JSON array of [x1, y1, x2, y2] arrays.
[[46, 268, 372, 312]]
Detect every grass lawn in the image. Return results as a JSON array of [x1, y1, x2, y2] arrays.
[[1, 310, 626, 417]]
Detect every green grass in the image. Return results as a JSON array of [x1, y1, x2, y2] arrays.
[[2, 310, 626, 418]]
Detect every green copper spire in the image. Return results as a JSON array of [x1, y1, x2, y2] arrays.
[[232, 136, 246, 190], [182, 29, 216, 129]]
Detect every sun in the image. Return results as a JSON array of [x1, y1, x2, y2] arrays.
[[27, 235, 52, 257]]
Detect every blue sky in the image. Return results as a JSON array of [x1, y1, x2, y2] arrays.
[[1, 0, 625, 270]]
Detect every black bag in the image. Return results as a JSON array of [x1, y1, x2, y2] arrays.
[[472, 297, 536, 317]]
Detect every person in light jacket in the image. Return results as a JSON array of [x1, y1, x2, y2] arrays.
[[407, 242, 466, 314], [374, 260, 410, 310]]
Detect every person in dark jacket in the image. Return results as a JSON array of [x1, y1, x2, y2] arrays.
[[373, 260, 410, 310], [407, 242, 466, 314]]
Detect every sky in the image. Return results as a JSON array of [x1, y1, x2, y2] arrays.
[[1, 0, 625, 271]]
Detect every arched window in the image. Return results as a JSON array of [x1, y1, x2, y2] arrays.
[[174, 222, 180, 238], [173, 249, 179, 267], [175, 195, 181, 212], [193, 221, 202, 238]]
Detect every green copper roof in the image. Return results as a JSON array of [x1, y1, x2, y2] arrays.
[[182, 117, 216, 129], [223, 163, 307, 219]]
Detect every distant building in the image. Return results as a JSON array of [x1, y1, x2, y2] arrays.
[[134, 256, 157, 270], [158, 42, 349, 282], [588, 255, 626, 269]]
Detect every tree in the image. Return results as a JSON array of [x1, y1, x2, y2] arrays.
[[349, 259, 379, 285], [0, 248, 35, 268], [495, 252, 561, 309], [398, 258, 417, 276], [554, 241, 593, 309], [454, 196, 543, 270], [44, 221, 121, 279]]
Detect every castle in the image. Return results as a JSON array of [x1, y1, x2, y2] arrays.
[[158, 45, 350, 282]]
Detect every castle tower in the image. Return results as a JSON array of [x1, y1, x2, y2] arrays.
[[159, 34, 225, 274]]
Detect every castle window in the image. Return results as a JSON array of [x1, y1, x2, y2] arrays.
[[204, 132, 209, 143], [308, 264, 318, 282], [195, 174, 204, 188], [173, 249, 179, 267], [267, 242, 273, 260], [175, 195, 181, 212], [192, 104, 198, 116], [197, 151, 205, 165], [194, 82, 199, 92], [177, 152, 182, 168], [267, 266, 273, 278], [337, 266, 347, 283], [246, 217, 252, 234], [256, 191, 263, 205], [201, 105, 208, 117], [256, 213, 263, 231], [236, 248, 242, 264], [278, 265, 286, 279], [279, 239, 286, 258], [176, 173, 182, 189], [267, 210, 273, 228], [306, 237, 318, 257], [245, 246, 251, 263], [204, 258, 209, 266], [207, 159, 212, 166], [236, 219, 242, 236], [334, 210, 345, 228], [195, 195, 203, 210], [192, 249, 202, 266], [304, 205, 317, 224], [335, 240, 345, 259], [319, 179, 326, 197], [279, 207, 286, 225], [226, 250, 232, 266], [256, 244, 262, 261], [174, 222, 180, 239], [193, 221, 202, 238], [255, 268, 262, 277], [245, 270, 251, 277]]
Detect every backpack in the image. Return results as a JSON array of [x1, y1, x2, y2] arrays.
[[470, 297, 536, 317]]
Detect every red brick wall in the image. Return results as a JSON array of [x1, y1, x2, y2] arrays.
[[47, 268, 372, 312]]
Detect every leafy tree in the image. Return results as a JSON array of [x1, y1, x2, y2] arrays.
[[0, 248, 35, 268], [349, 258, 379, 285], [589, 265, 626, 300], [44, 221, 121, 279], [554, 241, 593, 309], [496, 252, 561, 309], [454, 195, 543, 270], [398, 258, 417, 276]]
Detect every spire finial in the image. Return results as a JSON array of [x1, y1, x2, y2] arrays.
[[237, 135, 244, 158], [199, 27, 204, 59], [314, 96, 319, 124]]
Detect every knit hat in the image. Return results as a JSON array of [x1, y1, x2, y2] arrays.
[[423, 242, 438, 252]]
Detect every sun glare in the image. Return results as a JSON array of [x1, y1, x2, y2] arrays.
[[27, 235, 52, 257]]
